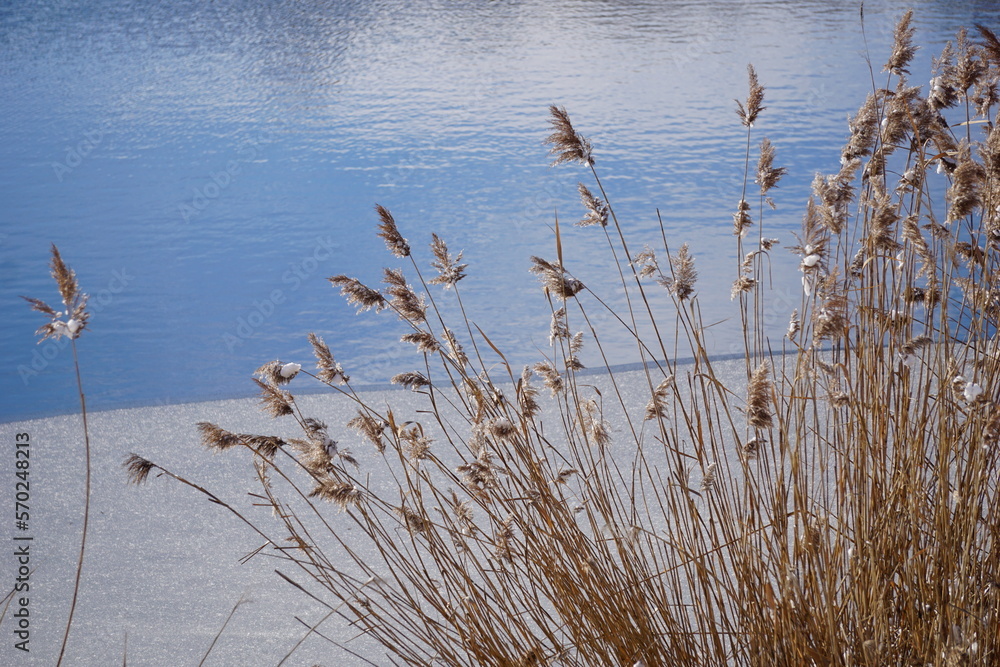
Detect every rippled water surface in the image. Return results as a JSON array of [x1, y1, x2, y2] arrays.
[[2, 0, 997, 420]]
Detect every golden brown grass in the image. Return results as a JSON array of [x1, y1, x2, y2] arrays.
[[122, 13, 1000, 666]]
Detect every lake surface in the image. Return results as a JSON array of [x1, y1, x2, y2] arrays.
[[2, 0, 997, 421]]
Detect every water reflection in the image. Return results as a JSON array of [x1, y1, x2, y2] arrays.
[[1, 0, 998, 420]]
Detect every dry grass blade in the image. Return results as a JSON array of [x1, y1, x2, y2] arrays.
[[197, 595, 252, 667]]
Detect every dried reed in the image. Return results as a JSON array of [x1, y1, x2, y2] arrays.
[[114, 13, 1000, 665], [22, 245, 91, 667]]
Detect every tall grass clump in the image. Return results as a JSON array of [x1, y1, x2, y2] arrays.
[[126, 14, 1000, 665]]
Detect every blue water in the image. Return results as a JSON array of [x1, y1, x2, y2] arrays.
[[2, 0, 997, 421]]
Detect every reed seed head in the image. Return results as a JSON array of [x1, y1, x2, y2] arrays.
[[347, 410, 388, 454], [545, 105, 593, 166], [401, 426, 432, 463], [307, 332, 350, 384], [567, 331, 585, 370], [518, 366, 541, 418], [401, 330, 440, 354], [581, 399, 611, 449], [549, 307, 571, 345], [830, 391, 850, 408], [515, 647, 543, 667], [813, 291, 849, 342], [631, 246, 659, 279], [664, 244, 697, 300], [529, 256, 584, 299], [862, 185, 902, 254], [787, 309, 801, 340], [329, 275, 387, 314], [842, 93, 880, 162], [947, 145, 985, 223], [700, 462, 718, 492], [885, 10, 917, 75], [308, 479, 361, 511], [252, 377, 295, 417], [732, 199, 752, 238], [254, 360, 301, 386], [644, 375, 675, 421], [741, 437, 761, 460], [494, 515, 516, 561], [450, 493, 475, 536], [428, 233, 467, 288], [487, 416, 516, 440], [951, 28, 986, 94], [756, 138, 787, 194], [397, 505, 430, 534], [901, 335, 932, 356], [374, 204, 410, 257], [732, 275, 756, 299], [985, 409, 1000, 444], [383, 268, 428, 323], [442, 328, 469, 367], [196, 422, 243, 451], [577, 183, 609, 227], [122, 453, 157, 485], [457, 451, 497, 494], [736, 64, 766, 127], [391, 370, 431, 391], [532, 361, 563, 395], [747, 361, 773, 429], [242, 434, 285, 459], [22, 245, 90, 342]]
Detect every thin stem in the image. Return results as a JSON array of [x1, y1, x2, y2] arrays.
[[198, 595, 250, 667], [56, 339, 90, 667]]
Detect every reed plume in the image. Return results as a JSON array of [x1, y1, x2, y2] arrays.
[[885, 9, 917, 74], [735, 64, 765, 127], [374, 203, 410, 257], [577, 183, 609, 227], [746, 360, 772, 429], [545, 105, 593, 166], [328, 275, 386, 313]]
